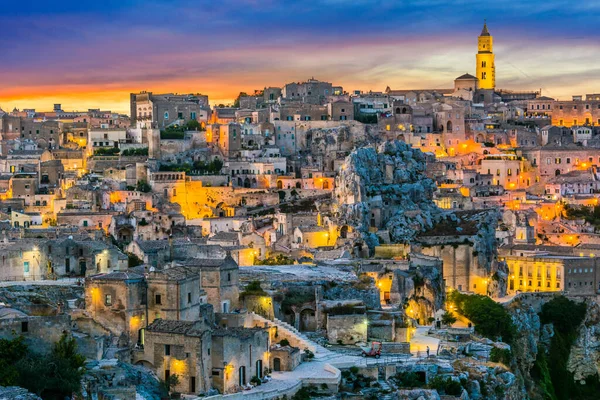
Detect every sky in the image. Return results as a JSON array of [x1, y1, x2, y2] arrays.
[[1, 0, 599, 114]]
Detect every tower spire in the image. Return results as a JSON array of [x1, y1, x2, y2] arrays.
[[481, 19, 490, 36]]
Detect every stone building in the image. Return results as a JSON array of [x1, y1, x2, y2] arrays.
[[282, 78, 334, 105], [211, 327, 270, 394], [499, 255, 587, 293], [136, 318, 213, 395], [144, 265, 206, 324], [85, 270, 147, 344], [45, 237, 127, 277], [130, 92, 209, 129], [178, 256, 239, 313]]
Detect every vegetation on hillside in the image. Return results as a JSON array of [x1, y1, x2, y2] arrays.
[[0, 334, 86, 400], [448, 291, 516, 344], [532, 296, 600, 400]]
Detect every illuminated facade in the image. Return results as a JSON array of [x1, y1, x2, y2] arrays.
[[476, 21, 495, 90]]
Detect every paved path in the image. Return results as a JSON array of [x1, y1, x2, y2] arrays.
[[409, 326, 440, 356]]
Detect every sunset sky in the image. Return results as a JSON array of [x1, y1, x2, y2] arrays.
[[1, 0, 599, 114]]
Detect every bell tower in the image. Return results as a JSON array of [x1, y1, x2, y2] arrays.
[[476, 20, 495, 90]]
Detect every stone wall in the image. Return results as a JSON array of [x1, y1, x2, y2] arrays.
[[326, 314, 367, 345], [0, 314, 71, 353]]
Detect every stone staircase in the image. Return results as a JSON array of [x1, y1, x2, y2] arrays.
[[378, 379, 394, 400]]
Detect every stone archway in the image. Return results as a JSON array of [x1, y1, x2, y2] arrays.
[[299, 308, 317, 332], [340, 225, 349, 239]]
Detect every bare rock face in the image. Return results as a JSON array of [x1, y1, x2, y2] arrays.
[[0, 387, 42, 400], [333, 140, 439, 248], [567, 301, 600, 382], [509, 304, 541, 388]]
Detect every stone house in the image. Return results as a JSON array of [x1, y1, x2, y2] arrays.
[[292, 225, 331, 249], [9, 173, 38, 206], [85, 270, 147, 344], [270, 345, 301, 372], [143, 265, 207, 324], [211, 327, 270, 394], [0, 239, 47, 281], [136, 318, 213, 395], [178, 256, 239, 313], [45, 237, 126, 277]]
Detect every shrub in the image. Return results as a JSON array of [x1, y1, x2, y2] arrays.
[[279, 339, 290, 347], [122, 147, 148, 156], [304, 348, 314, 359], [136, 180, 152, 193], [250, 375, 262, 386], [94, 147, 120, 156], [394, 371, 425, 388], [240, 280, 267, 298], [490, 347, 512, 365], [429, 376, 463, 396], [441, 311, 457, 326]]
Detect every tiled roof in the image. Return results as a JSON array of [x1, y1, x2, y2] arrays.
[[146, 319, 207, 336]]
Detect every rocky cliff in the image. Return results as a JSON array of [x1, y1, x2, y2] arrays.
[[333, 140, 439, 249]]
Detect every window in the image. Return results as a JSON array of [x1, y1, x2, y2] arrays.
[[165, 345, 170, 356], [567, 158, 571, 164], [188, 292, 192, 304], [21, 321, 28, 333], [482, 61, 486, 68], [228, 272, 231, 281], [23, 261, 29, 273], [164, 112, 169, 120], [105, 294, 112, 306], [155, 294, 162, 305]]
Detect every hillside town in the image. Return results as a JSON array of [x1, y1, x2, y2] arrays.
[[1, 22, 600, 400]]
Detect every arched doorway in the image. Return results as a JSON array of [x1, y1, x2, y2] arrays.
[[340, 225, 349, 239], [295, 182, 301, 189], [239, 366, 246, 386], [299, 308, 316, 332], [447, 121, 453, 132], [244, 178, 251, 188], [277, 180, 283, 189], [273, 358, 281, 372], [238, 177, 243, 187], [323, 180, 329, 189], [251, 178, 257, 188], [555, 169, 561, 176]]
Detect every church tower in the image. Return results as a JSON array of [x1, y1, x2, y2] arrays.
[[476, 21, 495, 90]]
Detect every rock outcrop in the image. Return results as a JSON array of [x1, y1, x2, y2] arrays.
[[567, 300, 600, 382], [333, 140, 439, 249]]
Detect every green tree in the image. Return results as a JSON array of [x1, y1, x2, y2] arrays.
[[127, 252, 143, 268], [441, 311, 457, 326], [136, 180, 152, 193], [0, 336, 27, 386], [186, 119, 201, 131], [448, 291, 515, 343]]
